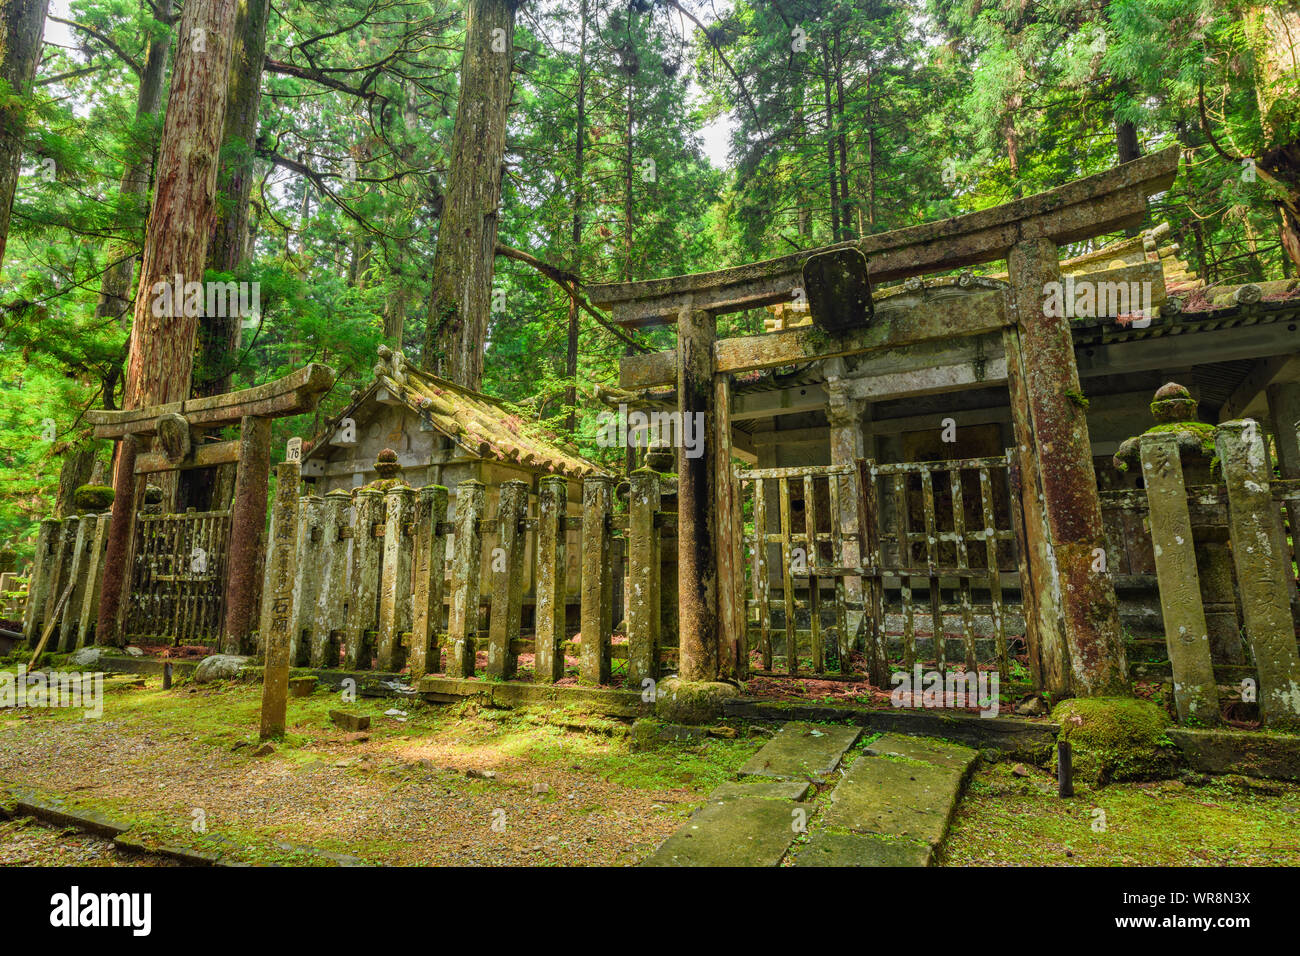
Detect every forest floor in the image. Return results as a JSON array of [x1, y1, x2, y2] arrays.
[[943, 760, 1300, 865], [0, 669, 763, 866], [2, 665, 1297, 866]]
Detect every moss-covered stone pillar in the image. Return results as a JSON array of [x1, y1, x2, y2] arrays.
[[1215, 420, 1300, 731], [827, 389, 866, 649], [579, 475, 613, 684], [1266, 382, 1300, 477], [22, 518, 58, 644], [377, 485, 415, 672], [534, 476, 567, 683], [1264, 381, 1300, 618], [1115, 384, 1243, 664], [627, 466, 662, 686], [260, 461, 301, 740], [486, 479, 527, 679], [1138, 433, 1220, 724], [409, 484, 449, 680], [677, 307, 720, 682], [1008, 238, 1127, 697], [222, 415, 272, 654], [344, 488, 383, 670], [446, 479, 485, 679]]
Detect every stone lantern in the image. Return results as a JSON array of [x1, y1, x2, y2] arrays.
[[1113, 383, 1244, 664]]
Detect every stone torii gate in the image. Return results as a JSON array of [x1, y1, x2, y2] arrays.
[[589, 146, 1180, 699], [86, 364, 335, 652]]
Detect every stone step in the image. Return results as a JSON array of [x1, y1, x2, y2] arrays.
[[710, 780, 811, 802], [796, 830, 932, 867], [865, 732, 980, 774], [820, 756, 959, 846], [737, 721, 861, 783], [792, 733, 976, 867], [641, 796, 809, 867]]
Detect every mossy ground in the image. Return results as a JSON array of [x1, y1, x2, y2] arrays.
[[0, 666, 764, 865], [942, 761, 1300, 865]]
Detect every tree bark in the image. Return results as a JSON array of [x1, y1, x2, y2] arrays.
[[54, 441, 97, 517], [833, 30, 852, 241], [565, 0, 587, 435], [92, 19, 171, 334], [421, 0, 516, 389], [1252, 5, 1300, 272], [123, 0, 239, 412], [114, 0, 239, 522], [0, 0, 50, 271], [195, 0, 271, 400], [821, 43, 840, 242], [1115, 119, 1140, 164]]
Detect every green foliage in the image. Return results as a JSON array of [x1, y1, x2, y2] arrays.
[[1, 0, 1295, 534]]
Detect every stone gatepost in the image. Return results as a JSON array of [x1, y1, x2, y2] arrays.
[[260, 460, 301, 740], [1114, 383, 1243, 664], [1215, 421, 1300, 731], [1006, 238, 1127, 697], [1137, 433, 1220, 724], [826, 381, 867, 650]]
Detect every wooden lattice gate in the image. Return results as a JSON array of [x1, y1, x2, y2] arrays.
[[125, 509, 231, 643], [739, 455, 1026, 684]]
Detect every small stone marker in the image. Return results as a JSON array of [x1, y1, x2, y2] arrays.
[[259, 461, 301, 740], [329, 710, 370, 732], [288, 676, 317, 698]]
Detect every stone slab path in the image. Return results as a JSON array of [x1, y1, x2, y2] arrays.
[[643, 727, 977, 867], [737, 721, 861, 783]]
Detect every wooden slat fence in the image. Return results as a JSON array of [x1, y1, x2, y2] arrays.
[[739, 455, 1022, 686]]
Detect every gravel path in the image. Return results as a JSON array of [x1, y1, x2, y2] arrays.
[[0, 817, 176, 867], [0, 680, 758, 866]]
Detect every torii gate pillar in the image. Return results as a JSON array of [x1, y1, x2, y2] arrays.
[[676, 307, 742, 682], [1006, 238, 1128, 697]]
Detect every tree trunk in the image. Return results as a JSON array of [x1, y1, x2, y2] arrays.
[[565, 0, 587, 435], [92, 20, 171, 335], [833, 30, 852, 241], [54, 441, 97, 518], [0, 0, 50, 271], [1252, 5, 1300, 273], [118, 0, 240, 498], [821, 44, 840, 242], [195, 0, 271, 400], [1115, 119, 1140, 164], [421, 0, 517, 389]]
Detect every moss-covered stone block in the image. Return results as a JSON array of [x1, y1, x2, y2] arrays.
[[653, 678, 739, 724], [72, 484, 114, 511], [1052, 697, 1179, 785]]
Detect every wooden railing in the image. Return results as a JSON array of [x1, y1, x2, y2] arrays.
[[126, 509, 230, 643], [739, 456, 1023, 686]]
